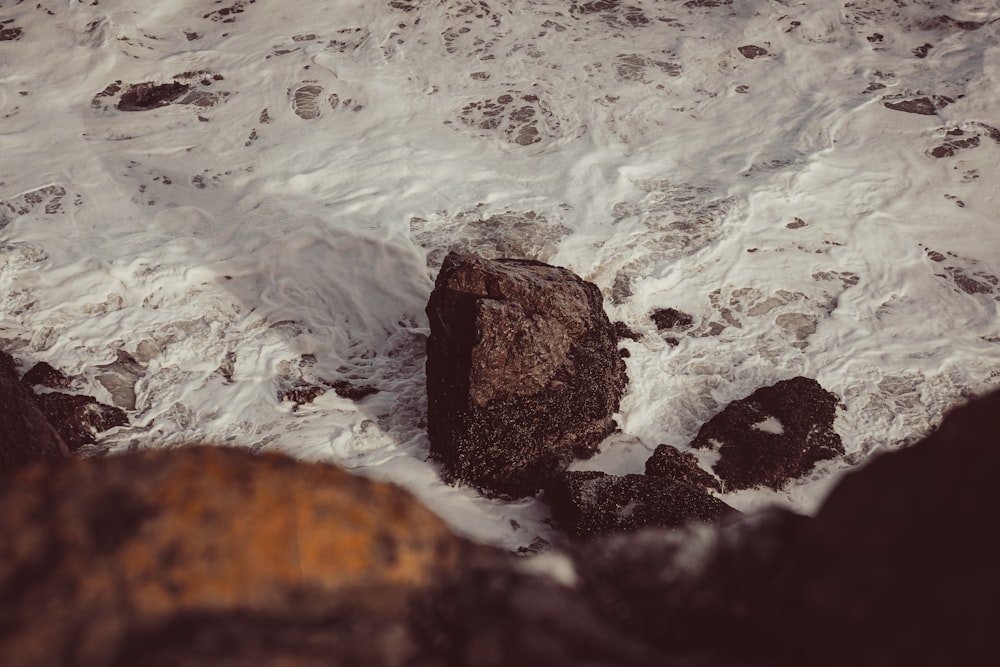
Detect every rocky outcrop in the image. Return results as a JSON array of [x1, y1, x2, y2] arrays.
[[690, 376, 843, 490], [546, 470, 734, 540], [0, 351, 68, 470], [425, 252, 627, 498], [33, 392, 129, 452], [0, 445, 477, 667]]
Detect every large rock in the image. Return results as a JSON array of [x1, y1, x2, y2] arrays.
[[690, 376, 843, 490], [645, 443, 722, 492], [425, 252, 627, 498], [34, 392, 128, 452], [545, 470, 735, 540], [0, 351, 68, 471], [0, 445, 476, 666]]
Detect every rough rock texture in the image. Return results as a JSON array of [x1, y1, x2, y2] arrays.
[[546, 470, 735, 540], [0, 445, 475, 667], [645, 443, 722, 492], [569, 388, 1000, 666], [21, 361, 71, 389], [34, 392, 129, 452], [425, 252, 627, 498], [0, 351, 68, 471], [690, 376, 843, 490]]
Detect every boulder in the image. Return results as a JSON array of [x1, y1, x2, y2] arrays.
[[690, 376, 842, 490], [546, 470, 735, 540], [0, 351, 68, 470], [645, 443, 721, 492], [0, 445, 476, 667], [425, 252, 627, 498]]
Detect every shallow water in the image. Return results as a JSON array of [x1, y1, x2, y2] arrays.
[[2, 0, 999, 549]]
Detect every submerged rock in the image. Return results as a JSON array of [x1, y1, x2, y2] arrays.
[[546, 470, 735, 540], [690, 376, 842, 490], [425, 252, 627, 498], [0, 446, 474, 666], [0, 351, 69, 470]]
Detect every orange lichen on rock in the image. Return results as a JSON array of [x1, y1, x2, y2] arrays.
[[0, 445, 470, 665]]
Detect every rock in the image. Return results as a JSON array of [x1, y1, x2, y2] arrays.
[[21, 361, 71, 389], [0, 351, 68, 470], [650, 307, 694, 331], [34, 392, 129, 451], [570, 388, 1000, 666], [425, 252, 627, 498], [690, 376, 843, 491], [737, 45, 769, 59], [545, 470, 735, 540], [0, 445, 475, 666], [117, 81, 191, 111], [883, 95, 954, 115], [645, 444, 721, 492]]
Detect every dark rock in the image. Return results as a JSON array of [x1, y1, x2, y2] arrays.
[[738, 45, 769, 59], [546, 470, 735, 540], [0, 352, 68, 470], [916, 15, 984, 32], [22, 361, 71, 389], [573, 388, 1000, 666], [34, 392, 129, 451], [650, 307, 694, 331], [0, 446, 474, 666], [426, 252, 627, 498], [411, 565, 659, 667], [645, 443, 721, 492], [117, 82, 191, 111], [684, 0, 732, 7], [331, 380, 379, 401], [278, 383, 327, 407], [690, 376, 843, 491], [613, 321, 641, 341], [929, 135, 980, 157], [883, 95, 954, 115], [0, 25, 22, 42]]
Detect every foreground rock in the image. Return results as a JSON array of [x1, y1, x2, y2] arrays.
[[418, 388, 1000, 666], [425, 252, 627, 498], [0, 446, 476, 667], [645, 443, 722, 491], [0, 351, 68, 470], [34, 392, 129, 452], [690, 376, 843, 490], [546, 470, 735, 540]]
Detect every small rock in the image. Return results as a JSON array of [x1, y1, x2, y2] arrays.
[[690, 376, 843, 491], [546, 470, 735, 540], [651, 308, 694, 331], [738, 45, 769, 59], [645, 444, 721, 492], [34, 392, 128, 451], [22, 361, 71, 389]]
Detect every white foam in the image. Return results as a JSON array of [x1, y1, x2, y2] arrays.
[[2, 0, 1000, 550]]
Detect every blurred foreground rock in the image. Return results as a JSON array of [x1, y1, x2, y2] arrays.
[[425, 251, 627, 498], [0, 446, 476, 667]]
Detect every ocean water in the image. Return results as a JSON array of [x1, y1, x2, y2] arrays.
[[2, 0, 999, 550]]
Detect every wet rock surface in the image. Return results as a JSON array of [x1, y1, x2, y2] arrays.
[[0, 351, 68, 470], [34, 391, 128, 451], [546, 470, 735, 540], [425, 251, 627, 498], [645, 443, 721, 492], [690, 376, 843, 491]]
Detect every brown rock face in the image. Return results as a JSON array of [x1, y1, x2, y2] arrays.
[[0, 351, 68, 471], [425, 252, 627, 498], [0, 446, 472, 666]]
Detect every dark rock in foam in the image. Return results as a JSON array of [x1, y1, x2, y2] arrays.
[[34, 392, 128, 452], [546, 470, 734, 540], [690, 376, 843, 490], [645, 443, 721, 492], [425, 252, 627, 498], [0, 351, 68, 470]]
